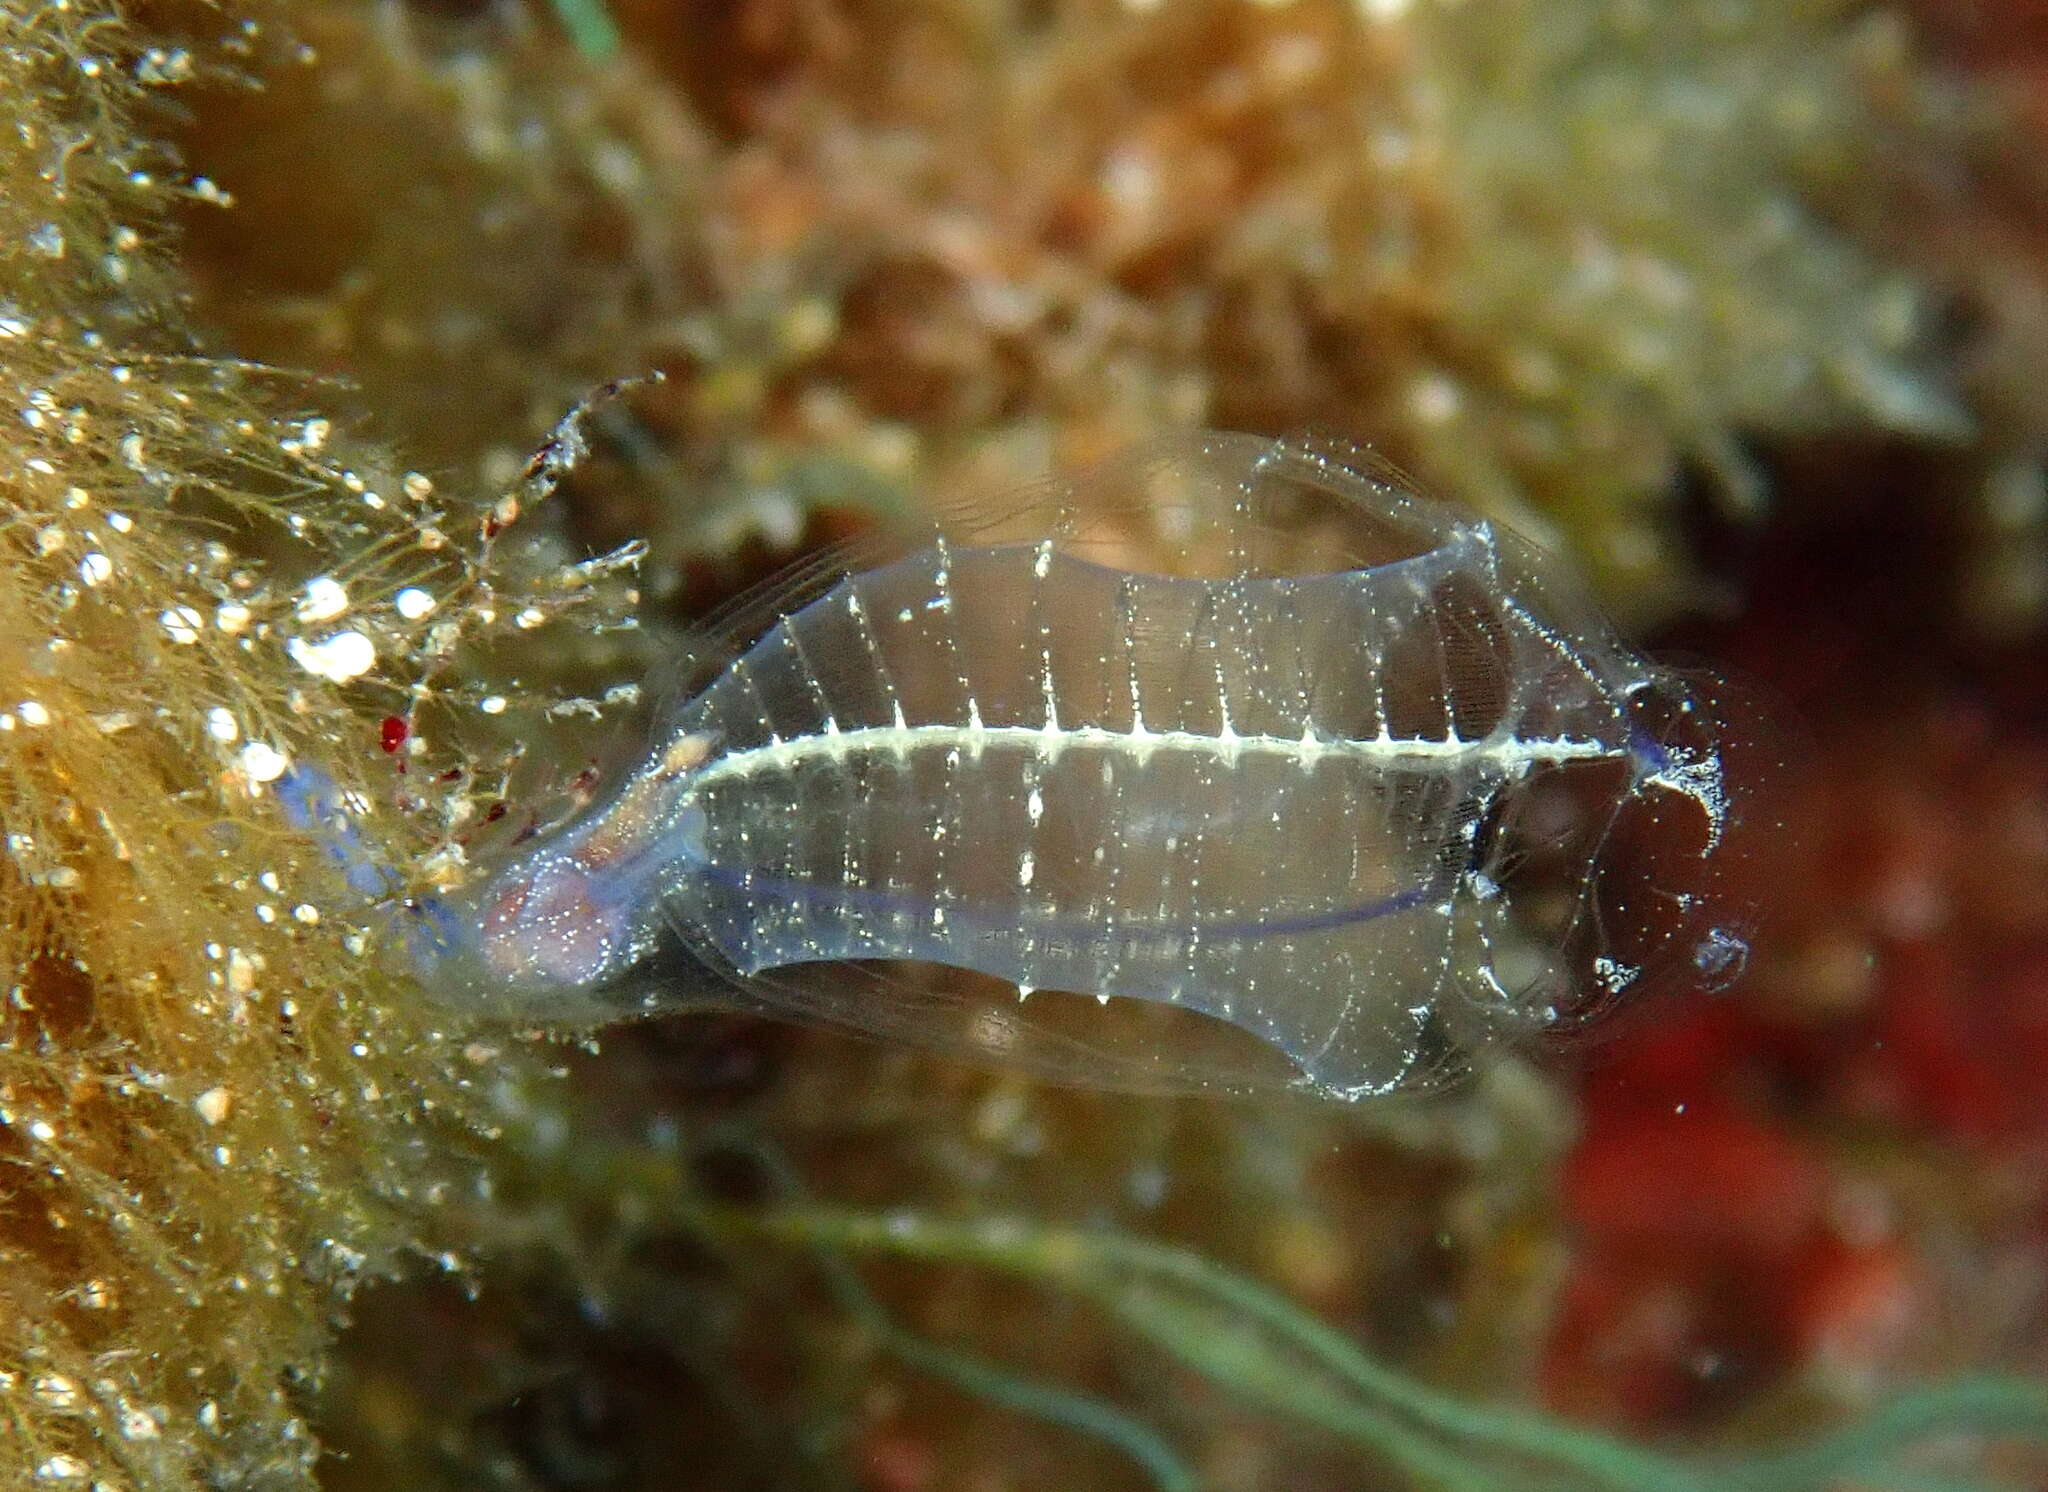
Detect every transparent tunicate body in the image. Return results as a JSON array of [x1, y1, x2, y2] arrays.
[[429, 432, 1778, 1100]]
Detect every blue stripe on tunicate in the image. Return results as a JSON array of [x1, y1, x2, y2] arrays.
[[683, 849, 1440, 948]]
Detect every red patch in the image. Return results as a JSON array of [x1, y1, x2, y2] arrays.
[[1565, 1103, 1825, 1258], [1787, 1232, 1919, 1378]]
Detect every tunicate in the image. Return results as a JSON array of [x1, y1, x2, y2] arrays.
[[423, 432, 1780, 1099]]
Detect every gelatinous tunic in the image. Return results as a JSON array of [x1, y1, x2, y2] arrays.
[[435, 433, 1767, 1100]]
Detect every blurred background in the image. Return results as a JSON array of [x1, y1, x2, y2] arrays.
[[5, 1, 2048, 1488]]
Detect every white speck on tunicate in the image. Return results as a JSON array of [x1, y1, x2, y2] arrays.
[[480, 695, 508, 715], [296, 576, 348, 623], [78, 552, 111, 585], [206, 707, 239, 742], [238, 742, 289, 783], [394, 587, 435, 620], [34, 1454, 88, 1481], [17, 700, 49, 726], [293, 903, 319, 924], [194, 1087, 231, 1124], [215, 602, 251, 633]]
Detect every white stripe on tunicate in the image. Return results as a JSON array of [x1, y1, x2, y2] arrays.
[[685, 720, 1616, 790]]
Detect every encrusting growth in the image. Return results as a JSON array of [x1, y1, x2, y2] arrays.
[[0, 4, 642, 1486]]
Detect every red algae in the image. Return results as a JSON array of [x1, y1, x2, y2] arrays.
[[1542, 471, 2048, 1440]]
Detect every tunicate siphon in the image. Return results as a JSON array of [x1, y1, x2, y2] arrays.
[[419, 432, 1781, 1100]]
